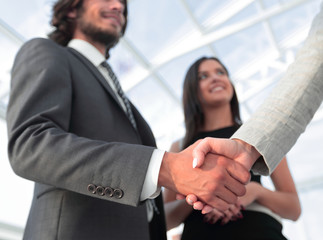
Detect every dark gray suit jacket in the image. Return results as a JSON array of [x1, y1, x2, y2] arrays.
[[7, 38, 166, 240]]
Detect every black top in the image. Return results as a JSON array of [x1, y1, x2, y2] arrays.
[[181, 126, 287, 240]]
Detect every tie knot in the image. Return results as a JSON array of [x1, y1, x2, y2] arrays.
[[101, 61, 112, 71]]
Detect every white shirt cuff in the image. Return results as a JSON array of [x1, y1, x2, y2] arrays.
[[140, 149, 165, 201]]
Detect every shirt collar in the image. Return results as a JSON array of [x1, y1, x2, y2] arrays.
[[68, 39, 106, 67]]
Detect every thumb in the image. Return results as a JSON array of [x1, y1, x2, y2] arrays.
[[192, 138, 212, 168]]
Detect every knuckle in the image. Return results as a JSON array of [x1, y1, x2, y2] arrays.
[[208, 182, 220, 193], [239, 171, 251, 184], [217, 203, 229, 212], [237, 186, 247, 196], [216, 172, 226, 182], [203, 194, 212, 203], [228, 195, 238, 204], [244, 172, 251, 183]]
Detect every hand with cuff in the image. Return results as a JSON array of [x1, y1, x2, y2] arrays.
[[178, 137, 261, 213], [159, 140, 251, 212]]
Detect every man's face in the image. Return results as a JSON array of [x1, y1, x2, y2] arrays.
[[76, 0, 126, 46]]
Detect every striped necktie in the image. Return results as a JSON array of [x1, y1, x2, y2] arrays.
[[101, 61, 137, 130]]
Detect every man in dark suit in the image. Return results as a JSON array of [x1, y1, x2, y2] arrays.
[[6, 0, 250, 239]]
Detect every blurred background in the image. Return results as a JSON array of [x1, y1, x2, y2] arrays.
[[1, 0, 323, 239]]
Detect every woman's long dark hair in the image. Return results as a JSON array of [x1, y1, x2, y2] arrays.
[[182, 56, 241, 149], [48, 0, 128, 47]]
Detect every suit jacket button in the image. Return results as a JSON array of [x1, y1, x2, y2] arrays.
[[87, 184, 96, 194], [104, 187, 114, 197], [96, 186, 105, 196], [114, 189, 124, 199]]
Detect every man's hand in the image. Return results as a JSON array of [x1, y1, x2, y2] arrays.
[[158, 142, 250, 212], [192, 137, 260, 170], [181, 137, 261, 212]]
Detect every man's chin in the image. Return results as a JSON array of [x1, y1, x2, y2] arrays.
[[80, 22, 121, 47], [91, 31, 120, 47]]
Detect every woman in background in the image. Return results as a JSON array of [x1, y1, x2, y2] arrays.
[[164, 56, 301, 240]]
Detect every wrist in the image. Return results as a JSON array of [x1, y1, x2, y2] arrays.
[[255, 185, 268, 204], [158, 151, 174, 189], [232, 138, 261, 170]]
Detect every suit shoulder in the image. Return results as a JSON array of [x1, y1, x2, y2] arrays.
[[12, 38, 72, 77], [23, 38, 61, 48], [15, 38, 68, 65], [18, 38, 66, 57]]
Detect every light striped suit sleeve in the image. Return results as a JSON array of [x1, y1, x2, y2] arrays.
[[231, 3, 323, 175]]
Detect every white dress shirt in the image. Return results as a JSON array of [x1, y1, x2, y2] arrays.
[[68, 39, 163, 201]]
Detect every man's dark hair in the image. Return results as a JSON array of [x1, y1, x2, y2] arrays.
[[48, 0, 128, 47]]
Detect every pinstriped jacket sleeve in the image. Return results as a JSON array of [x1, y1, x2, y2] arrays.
[[231, 3, 323, 175]]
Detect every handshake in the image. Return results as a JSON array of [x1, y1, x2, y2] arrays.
[[159, 137, 261, 213]]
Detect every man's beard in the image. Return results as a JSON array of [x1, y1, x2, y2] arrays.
[[78, 18, 120, 49]]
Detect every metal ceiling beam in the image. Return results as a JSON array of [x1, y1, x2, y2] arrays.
[[256, 0, 282, 65], [153, 0, 310, 69], [0, 17, 25, 46], [0, 18, 26, 120], [124, 0, 311, 93], [0, 221, 23, 240], [124, 0, 259, 103], [120, 38, 180, 105], [203, 0, 257, 33], [178, 0, 218, 56], [235, 0, 292, 117]]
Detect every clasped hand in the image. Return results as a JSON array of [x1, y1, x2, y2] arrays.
[[175, 137, 259, 215], [160, 139, 251, 212]]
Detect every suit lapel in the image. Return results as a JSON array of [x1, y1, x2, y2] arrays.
[[67, 47, 142, 135], [67, 47, 121, 106]]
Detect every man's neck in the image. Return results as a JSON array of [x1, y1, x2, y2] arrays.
[[72, 34, 106, 56], [68, 39, 106, 67]]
